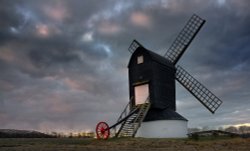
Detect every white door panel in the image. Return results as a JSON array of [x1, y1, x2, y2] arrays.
[[134, 84, 149, 105]]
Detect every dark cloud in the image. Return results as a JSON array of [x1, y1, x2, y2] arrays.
[[0, 0, 250, 132], [28, 48, 80, 68]]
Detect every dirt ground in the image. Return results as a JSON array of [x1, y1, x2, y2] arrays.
[[0, 137, 250, 151]]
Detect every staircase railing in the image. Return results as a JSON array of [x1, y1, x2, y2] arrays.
[[116, 96, 151, 137], [116, 96, 134, 123], [133, 96, 150, 125], [132, 97, 150, 137], [110, 97, 133, 137]]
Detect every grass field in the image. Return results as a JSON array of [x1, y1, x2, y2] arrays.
[[0, 137, 250, 151]]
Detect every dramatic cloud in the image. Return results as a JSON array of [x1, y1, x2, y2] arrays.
[[0, 0, 250, 132]]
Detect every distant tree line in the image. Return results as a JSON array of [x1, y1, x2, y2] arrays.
[[0, 131, 55, 138], [49, 131, 95, 138], [188, 125, 250, 134], [0, 129, 95, 138]]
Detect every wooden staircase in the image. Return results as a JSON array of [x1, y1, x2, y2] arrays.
[[116, 102, 150, 137]]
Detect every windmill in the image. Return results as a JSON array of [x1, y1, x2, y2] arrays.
[[96, 14, 222, 139]]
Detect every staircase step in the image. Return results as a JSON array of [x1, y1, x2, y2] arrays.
[[116, 102, 151, 138]]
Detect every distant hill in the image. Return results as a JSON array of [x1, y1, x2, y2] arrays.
[[0, 129, 54, 138]]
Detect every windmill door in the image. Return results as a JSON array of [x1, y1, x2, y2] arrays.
[[134, 83, 149, 105]]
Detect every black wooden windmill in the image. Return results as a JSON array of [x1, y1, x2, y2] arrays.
[[96, 14, 223, 139]]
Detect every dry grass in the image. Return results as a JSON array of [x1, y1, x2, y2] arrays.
[[0, 137, 249, 151]]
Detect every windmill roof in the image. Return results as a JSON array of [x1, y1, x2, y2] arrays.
[[144, 108, 188, 122], [128, 46, 175, 68], [146, 49, 174, 67]]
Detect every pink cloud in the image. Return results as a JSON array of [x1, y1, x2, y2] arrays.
[[42, 2, 69, 22], [130, 11, 152, 28], [98, 21, 122, 35], [0, 80, 15, 91], [46, 92, 73, 114], [0, 45, 37, 72], [36, 24, 50, 37], [0, 47, 15, 63], [62, 77, 93, 92], [35, 24, 62, 38], [63, 78, 81, 90]]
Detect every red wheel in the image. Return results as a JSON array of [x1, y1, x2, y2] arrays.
[[96, 122, 110, 139]]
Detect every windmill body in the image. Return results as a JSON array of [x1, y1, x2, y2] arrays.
[[128, 47, 188, 138], [128, 47, 176, 110]]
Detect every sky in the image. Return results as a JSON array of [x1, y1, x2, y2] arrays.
[[0, 0, 250, 133]]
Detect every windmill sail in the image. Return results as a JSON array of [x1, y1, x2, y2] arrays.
[[128, 39, 144, 53], [164, 14, 205, 65], [175, 65, 222, 113]]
